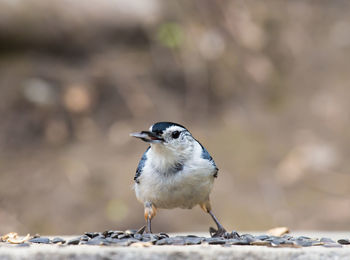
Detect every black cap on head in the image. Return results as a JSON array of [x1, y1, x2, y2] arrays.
[[151, 122, 187, 134]]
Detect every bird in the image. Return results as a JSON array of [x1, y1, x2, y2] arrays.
[[130, 121, 228, 237]]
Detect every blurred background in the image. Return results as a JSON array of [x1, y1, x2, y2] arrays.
[[0, 0, 350, 235]]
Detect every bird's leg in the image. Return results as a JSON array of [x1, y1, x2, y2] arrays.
[[208, 210, 227, 237], [144, 202, 157, 234], [200, 201, 228, 238]]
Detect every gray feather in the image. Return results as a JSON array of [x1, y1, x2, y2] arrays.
[[198, 141, 218, 177], [134, 146, 150, 183]]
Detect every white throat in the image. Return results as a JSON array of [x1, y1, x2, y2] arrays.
[[148, 143, 193, 173]]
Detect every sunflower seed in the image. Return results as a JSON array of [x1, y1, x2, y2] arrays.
[[142, 234, 158, 243], [136, 226, 146, 235], [338, 239, 350, 245], [134, 233, 142, 240], [67, 237, 81, 245], [155, 238, 169, 245], [256, 235, 270, 241], [80, 235, 90, 241], [205, 237, 226, 245], [295, 240, 313, 247], [86, 238, 109, 245], [125, 230, 137, 236], [185, 237, 203, 245], [52, 237, 66, 244], [29, 237, 50, 244], [241, 234, 256, 243], [117, 234, 129, 239], [320, 237, 335, 243], [84, 232, 99, 239]]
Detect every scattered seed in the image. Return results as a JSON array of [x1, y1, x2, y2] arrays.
[[79, 235, 90, 242], [134, 234, 142, 240], [136, 226, 146, 235], [241, 234, 256, 243], [2, 229, 346, 248], [127, 238, 140, 244], [273, 242, 301, 248], [117, 234, 129, 239], [106, 231, 115, 237], [52, 237, 66, 244], [84, 232, 99, 239], [311, 242, 324, 246], [7, 234, 31, 244], [85, 239, 102, 245], [256, 235, 270, 241], [271, 238, 287, 245], [29, 237, 50, 244], [267, 227, 289, 237], [297, 236, 311, 240], [67, 237, 81, 245], [1, 233, 18, 242], [142, 234, 158, 243], [295, 240, 313, 247], [251, 240, 271, 246], [110, 233, 120, 239], [167, 237, 187, 245], [226, 238, 250, 245], [185, 237, 203, 245], [125, 230, 137, 236], [338, 239, 350, 245], [320, 237, 335, 243], [86, 238, 109, 246], [205, 238, 226, 245], [113, 231, 125, 235], [155, 238, 169, 245]]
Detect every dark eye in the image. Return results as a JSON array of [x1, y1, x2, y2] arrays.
[[172, 131, 180, 139]]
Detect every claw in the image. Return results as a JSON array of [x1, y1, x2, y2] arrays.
[[209, 227, 240, 238], [136, 225, 146, 235], [227, 231, 241, 239], [209, 227, 227, 237], [209, 227, 217, 237]]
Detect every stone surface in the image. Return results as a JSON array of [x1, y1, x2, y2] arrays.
[[0, 242, 349, 260]]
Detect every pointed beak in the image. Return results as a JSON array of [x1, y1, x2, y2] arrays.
[[130, 131, 164, 143]]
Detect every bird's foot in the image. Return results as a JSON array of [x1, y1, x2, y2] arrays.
[[209, 227, 240, 239], [209, 226, 226, 237]]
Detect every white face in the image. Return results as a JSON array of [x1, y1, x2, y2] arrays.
[[153, 125, 193, 151]]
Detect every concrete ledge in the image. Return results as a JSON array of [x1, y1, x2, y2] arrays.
[[1, 244, 350, 260]]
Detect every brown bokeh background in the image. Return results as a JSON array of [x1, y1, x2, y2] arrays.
[[0, 0, 350, 235]]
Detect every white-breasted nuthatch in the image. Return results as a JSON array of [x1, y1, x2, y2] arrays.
[[130, 122, 228, 237]]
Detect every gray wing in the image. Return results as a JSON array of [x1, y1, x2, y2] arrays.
[[198, 141, 219, 178], [134, 146, 150, 183]]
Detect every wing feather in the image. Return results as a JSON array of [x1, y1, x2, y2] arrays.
[[134, 146, 150, 183]]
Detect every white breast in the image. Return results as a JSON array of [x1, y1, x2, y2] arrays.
[[134, 141, 216, 209]]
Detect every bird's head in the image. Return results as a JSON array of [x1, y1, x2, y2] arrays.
[[130, 122, 194, 153]]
